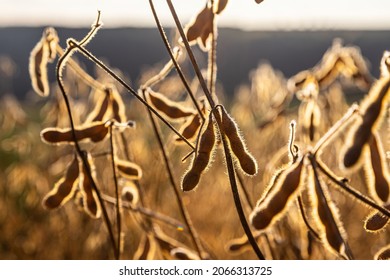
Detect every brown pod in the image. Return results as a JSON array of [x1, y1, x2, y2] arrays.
[[175, 113, 202, 144], [182, 112, 216, 191], [184, 4, 214, 51], [44, 27, 59, 62], [116, 159, 142, 180], [380, 51, 390, 78], [364, 204, 390, 232], [214, 0, 229, 14], [342, 78, 390, 169], [250, 157, 305, 230], [29, 38, 49, 97], [365, 133, 390, 203], [375, 244, 390, 260], [220, 106, 258, 176], [79, 154, 101, 219], [310, 168, 349, 259], [225, 234, 256, 255], [43, 155, 79, 209], [41, 121, 109, 145], [170, 247, 200, 260], [133, 233, 157, 260], [146, 90, 195, 121], [29, 27, 59, 97], [110, 86, 127, 123], [86, 91, 111, 123], [121, 182, 139, 207]]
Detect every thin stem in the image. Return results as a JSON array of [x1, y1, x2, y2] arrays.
[[218, 126, 265, 260], [56, 46, 118, 259], [309, 156, 354, 260], [148, 0, 204, 121], [165, 0, 215, 109], [208, 0, 217, 98], [315, 156, 390, 218], [56, 45, 106, 91], [142, 88, 205, 259], [67, 39, 195, 151], [101, 193, 185, 230], [108, 125, 122, 259]]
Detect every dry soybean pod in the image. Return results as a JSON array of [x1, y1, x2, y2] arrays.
[[170, 247, 200, 260], [43, 155, 79, 209], [116, 159, 143, 180], [364, 203, 390, 232], [342, 77, 390, 169], [133, 233, 157, 260], [175, 112, 202, 144], [29, 27, 59, 97], [146, 89, 195, 121], [220, 105, 258, 176], [250, 156, 305, 231], [184, 3, 214, 51], [374, 244, 390, 260], [365, 132, 390, 203], [309, 161, 352, 259], [79, 153, 101, 219], [41, 121, 109, 145], [110, 85, 127, 123], [181, 111, 216, 191], [86, 89, 111, 123]]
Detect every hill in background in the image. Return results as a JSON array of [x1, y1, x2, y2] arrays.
[[1, 27, 389, 99]]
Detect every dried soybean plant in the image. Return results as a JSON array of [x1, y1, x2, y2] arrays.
[[29, 14, 195, 260], [248, 50, 390, 259], [148, 0, 267, 259], [27, 0, 390, 260]]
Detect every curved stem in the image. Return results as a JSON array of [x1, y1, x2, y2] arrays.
[[56, 46, 118, 259], [67, 39, 195, 151]]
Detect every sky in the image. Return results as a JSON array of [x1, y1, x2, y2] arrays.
[[1, 0, 390, 30]]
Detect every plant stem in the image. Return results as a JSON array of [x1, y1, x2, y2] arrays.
[[109, 125, 122, 259], [315, 156, 390, 218], [56, 46, 118, 259], [101, 193, 185, 230], [165, 0, 215, 108], [142, 88, 205, 259], [219, 130, 266, 260], [66, 39, 195, 151], [148, 0, 204, 121]]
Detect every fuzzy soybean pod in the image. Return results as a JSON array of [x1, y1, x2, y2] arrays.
[[175, 112, 202, 144], [310, 167, 350, 259], [41, 121, 109, 145], [181, 112, 216, 191], [146, 90, 195, 122], [43, 155, 79, 209], [29, 27, 59, 97], [86, 91, 111, 123], [365, 133, 390, 203], [374, 244, 390, 260], [220, 106, 258, 176], [116, 159, 143, 180], [342, 78, 390, 169], [79, 154, 101, 219], [250, 157, 305, 231], [364, 203, 390, 232]]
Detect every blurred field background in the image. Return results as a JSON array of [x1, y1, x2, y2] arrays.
[[1, 1, 390, 260]]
